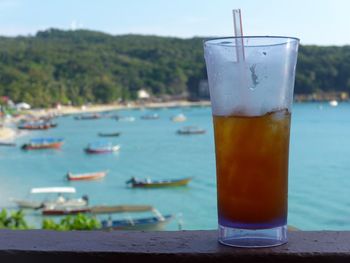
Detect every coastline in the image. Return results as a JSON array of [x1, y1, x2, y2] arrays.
[[26, 100, 211, 117], [0, 100, 211, 140]]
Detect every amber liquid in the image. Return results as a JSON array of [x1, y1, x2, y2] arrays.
[[213, 110, 291, 229]]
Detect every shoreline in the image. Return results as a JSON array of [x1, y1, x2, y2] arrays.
[[0, 100, 211, 140], [28, 100, 211, 117]]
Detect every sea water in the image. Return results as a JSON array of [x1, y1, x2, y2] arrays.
[[0, 103, 350, 230]]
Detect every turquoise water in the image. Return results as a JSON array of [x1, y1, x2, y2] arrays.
[[1, 103, 350, 230]]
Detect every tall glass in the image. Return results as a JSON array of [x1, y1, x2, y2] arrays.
[[204, 36, 299, 248]]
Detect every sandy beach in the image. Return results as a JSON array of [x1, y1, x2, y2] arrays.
[[0, 127, 16, 141], [24, 100, 210, 118]]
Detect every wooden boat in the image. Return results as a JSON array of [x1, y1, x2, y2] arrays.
[[66, 170, 108, 181], [84, 142, 120, 154], [42, 205, 154, 216], [114, 116, 135, 122], [0, 142, 16, 147], [43, 205, 174, 231], [177, 126, 206, 135], [99, 206, 174, 231], [329, 100, 338, 107], [98, 132, 121, 137], [21, 138, 64, 150], [74, 114, 101, 120], [42, 207, 90, 216], [141, 113, 159, 120], [126, 176, 193, 188], [12, 187, 88, 209], [101, 214, 174, 231]]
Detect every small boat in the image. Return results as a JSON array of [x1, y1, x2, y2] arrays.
[[177, 126, 206, 135], [101, 214, 174, 231], [84, 142, 120, 154], [67, 170, 108, 181], [329, 100, 338, 107], [21, 138, 64, 150], [74, 114, 101, 120], [42, 205, 174, 231], [42, 207, 91, 216], [12, 187, 88, 209], [100, 206, 174, 231], [0, 142, 16, 147], [171, 113, 187, 122], [115, 116, 135, 122], [141, 113, 159, 120], [42, 204, 154, 216], [126, 176, 193, 188], [98, 132, 121, 137], [18, 121, 56, 130]]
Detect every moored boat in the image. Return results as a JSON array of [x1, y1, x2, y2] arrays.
[[74, 113, 101, 120], [126, 176, 193, 188], [98, 132, 121, 137], [39, 203, 173, 231], [21, 138, 64, 150], [114, 116, 135, 122], [42, 204, 153, 216], [0, 142, 16, 147], [84, 142, 120, 154], [99, 206, 174, 231], [171, 113, 187, 122], [67, 170, 108, 181], [177, 126, 206, 135], [101, 214, 174, 231], [18, 121, 57, 130], [141, 113, 159, 120], [42, 207, 91, 216], [12, 187, 88, 209]]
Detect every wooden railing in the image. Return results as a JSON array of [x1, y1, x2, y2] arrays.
[[0, 230, 349, 262]]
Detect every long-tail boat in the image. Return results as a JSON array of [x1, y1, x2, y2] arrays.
[[21, 138, 64, 150], [66, 170, 108, 181], [126, 176, 193, 188]]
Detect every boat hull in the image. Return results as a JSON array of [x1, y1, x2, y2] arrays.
[[22, 142, 63, 150], [42, 207, 90, 216], [131, 177, 192, 188], [67, 171, 107, 181], [101, 215, 173, 231], [98, 133, 120, 137], [85, 145, 120, 154]]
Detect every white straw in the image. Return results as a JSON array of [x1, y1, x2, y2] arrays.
[[232, 9, 245, 62]]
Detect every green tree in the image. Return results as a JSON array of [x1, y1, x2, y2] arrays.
[[42, 213, 101, 231]]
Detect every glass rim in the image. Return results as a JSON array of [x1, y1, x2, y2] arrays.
[[204, 36, 300, 47]]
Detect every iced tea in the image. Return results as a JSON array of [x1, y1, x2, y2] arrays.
[[213, 109, 291, 229]]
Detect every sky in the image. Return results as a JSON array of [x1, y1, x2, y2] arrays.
[[0, 0, 348, 46]]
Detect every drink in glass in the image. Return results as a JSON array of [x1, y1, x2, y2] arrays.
[[204, 36, 299, 247]]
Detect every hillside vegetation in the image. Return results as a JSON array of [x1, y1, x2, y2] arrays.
[[0, 29, 348, 106]]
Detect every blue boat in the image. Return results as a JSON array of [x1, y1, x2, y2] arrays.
[[101, 214, 174, 231]]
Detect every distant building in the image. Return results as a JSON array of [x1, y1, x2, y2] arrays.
[[15, 102, 31, 110], [137, 89, 150, 99]]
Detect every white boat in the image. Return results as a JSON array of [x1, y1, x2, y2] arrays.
[[329, 100, 338, 107], [100, 206, 174, 231], [12, 187, 88, 209], [171, 113, 187, 122], [115, 116, 135, 122]]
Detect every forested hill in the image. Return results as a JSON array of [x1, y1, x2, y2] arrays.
[[0, 28, 349, 107]]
